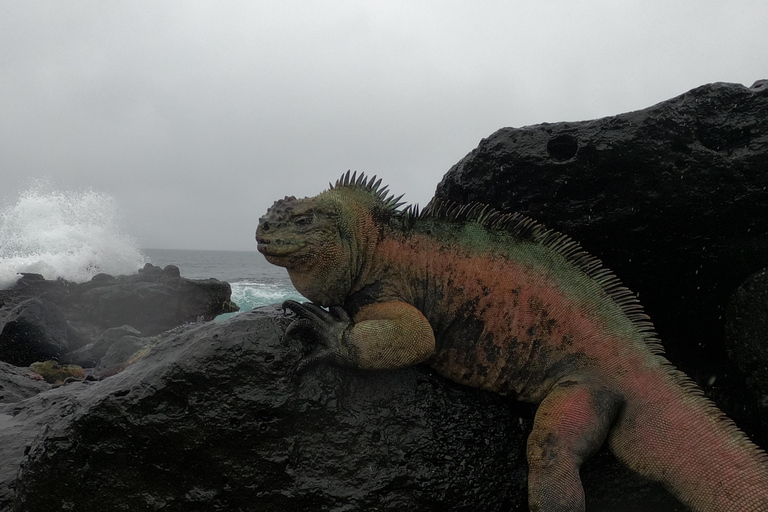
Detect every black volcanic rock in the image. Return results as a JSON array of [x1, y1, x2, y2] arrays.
[[0, 362, 49, 404], [1, 307, 681, 512], [2, 308, 529, 511], [0, 264, 237, 369], [92, 325, 143, 359], [725, 268, 768, 425], [432, 80, 768, 442], [72, 263, 238, 338], [0, 298, 70, 366]]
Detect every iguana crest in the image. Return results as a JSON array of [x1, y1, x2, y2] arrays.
[[327, 171, 662, 355]]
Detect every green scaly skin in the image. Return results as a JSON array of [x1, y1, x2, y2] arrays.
[[256, 171, 768, 512]]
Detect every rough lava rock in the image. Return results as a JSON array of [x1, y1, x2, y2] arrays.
[[725, 268, 768, 426], [62, 263, 237, 338], [0, 264, 238, 369], [0, 298, 71, 366], [0, 307, 682, 512], [432, 80, 768, 443], [0, 362, 49, 404]]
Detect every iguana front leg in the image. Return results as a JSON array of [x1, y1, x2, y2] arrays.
[[283, 300, 435, 370]]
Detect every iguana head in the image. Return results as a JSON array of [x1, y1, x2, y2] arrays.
[[256, 172, 404, 306]]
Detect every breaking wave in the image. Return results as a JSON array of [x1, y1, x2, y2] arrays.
[[0, 184, 146, 289]]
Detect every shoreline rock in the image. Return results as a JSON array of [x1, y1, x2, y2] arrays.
[[0, 362, 49, 404], [726, 268, 768, 428], [0, 264, 238, 372], [1, 307, 681, 511]]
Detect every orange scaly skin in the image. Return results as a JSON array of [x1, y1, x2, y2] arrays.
[[256, 172, 768, 512]]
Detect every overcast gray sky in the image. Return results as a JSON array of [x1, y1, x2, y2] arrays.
[[1, 1, 766, 251]]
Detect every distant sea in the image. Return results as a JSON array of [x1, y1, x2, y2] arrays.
[[143, 248, 304, 321], [0, 185, 303, 318]]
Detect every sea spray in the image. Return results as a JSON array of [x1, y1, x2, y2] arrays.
[[215, 278, 305, 321], [229, 280, 304, 309], [0, 184, 146, 289]]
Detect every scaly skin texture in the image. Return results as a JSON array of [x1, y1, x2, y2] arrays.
[[256, 172, 768, 512]]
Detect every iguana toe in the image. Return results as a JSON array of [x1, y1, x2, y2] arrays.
[[283, 300, 354, 370]]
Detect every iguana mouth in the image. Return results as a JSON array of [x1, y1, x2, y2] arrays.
[[256, 238, 305, 256]]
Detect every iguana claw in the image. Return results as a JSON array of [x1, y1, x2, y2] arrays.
[[282, 300, 353, 371]]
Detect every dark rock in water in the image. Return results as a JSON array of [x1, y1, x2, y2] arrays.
[[162, 264, 181, 278], [9, 272, 69, 298], [90, 273, 116, 283], [432, 80, 768, 442], [0, 299, 70, 366], [10, 274, 45, 287], [0, 307, 680, 511], [0, 265, 237, 369], [0, 362, 49, 404], [725, 268, 768, 425], [74, 268, 234, 337]]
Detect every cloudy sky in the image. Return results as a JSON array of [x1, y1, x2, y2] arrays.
[[1, 1, 766, 251]]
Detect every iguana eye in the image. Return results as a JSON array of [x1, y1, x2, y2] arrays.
[[294, 215, 313, 227]]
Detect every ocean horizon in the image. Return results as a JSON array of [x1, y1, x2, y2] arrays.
[[0, 186, 303, 316], [142, 248, 303, 321]]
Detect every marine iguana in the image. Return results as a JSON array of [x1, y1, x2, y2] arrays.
[[256, 171, 768, 512]]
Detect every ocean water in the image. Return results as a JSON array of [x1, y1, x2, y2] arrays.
[[0, 184, 303, 318], [142, 248, 304, 321]]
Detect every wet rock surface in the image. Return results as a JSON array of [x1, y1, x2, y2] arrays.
[[0, 362, 49, 404], [0, 298, 71, 365], [726, 268, 768, 427], [0, 264, 238, 369], [432, 80, 768, 444], [1, 307, 682, 511]]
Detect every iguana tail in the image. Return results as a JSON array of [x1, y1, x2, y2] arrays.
[[609, 362, 768, 512]]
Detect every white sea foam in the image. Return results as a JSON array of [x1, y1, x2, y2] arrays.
[[213, 280, 305, 322], [230, 280, 304, 310], [0, 184, 146, 289]]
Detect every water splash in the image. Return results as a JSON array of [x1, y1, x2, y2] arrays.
[[214, 279, 305, 322], [0, 183, 146, 289], [230, 280, 304, 309]]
